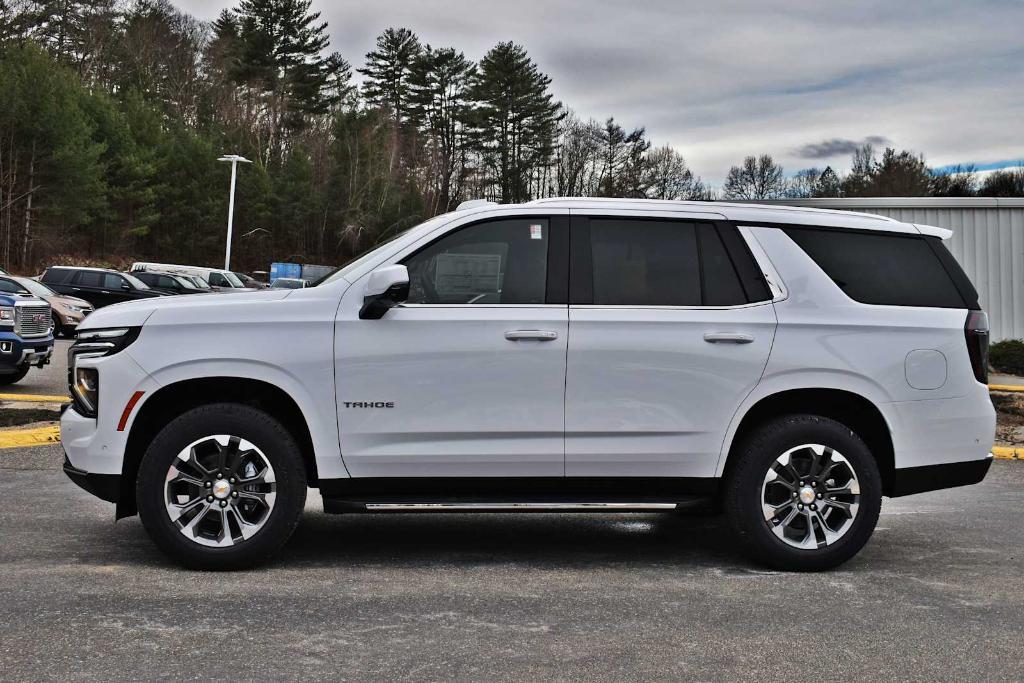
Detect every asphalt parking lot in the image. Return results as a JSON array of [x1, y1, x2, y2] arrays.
[[0, 442, 1021, 681], [1, 339, 70, 398]]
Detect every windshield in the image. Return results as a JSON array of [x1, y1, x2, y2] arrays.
[[121, 272, 150, 289], [174, 275, 199, 289], [223, 272, 245, 288], [271, 278, 305, 289], [315, 224, 422, 286], [13, 277, 56, 297]]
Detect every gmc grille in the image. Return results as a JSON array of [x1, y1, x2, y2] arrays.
[[15, 304, 51, 338]]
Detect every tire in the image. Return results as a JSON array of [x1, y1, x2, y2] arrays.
[[136, 403, 307, 570], [0, 365, 30, 385], [724, 414, 882, 571], [51, 313, 65, 338]]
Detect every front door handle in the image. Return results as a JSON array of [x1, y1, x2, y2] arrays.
[[505, 330, 559, 342], [704, 332, 754, 344]]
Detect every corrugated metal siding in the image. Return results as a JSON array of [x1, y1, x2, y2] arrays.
[[841, 206, 1024, 341], [761, 199, 1024, 341]]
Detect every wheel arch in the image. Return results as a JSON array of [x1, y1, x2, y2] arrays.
[[118, 376, 318, 518], [719, 387, 896, 496]]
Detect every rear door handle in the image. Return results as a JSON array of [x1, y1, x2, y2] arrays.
[[505, 330, 559, 342], [703, 332, 754, 344]]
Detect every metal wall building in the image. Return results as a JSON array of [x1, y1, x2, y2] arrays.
[[762, 198, 1024, 341]]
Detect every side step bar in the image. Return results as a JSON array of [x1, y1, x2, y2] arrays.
[[322, 499, 714, 514]]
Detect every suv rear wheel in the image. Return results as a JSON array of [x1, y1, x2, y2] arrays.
[[725, 414, 882, 571], [136, 403, 306, 570]]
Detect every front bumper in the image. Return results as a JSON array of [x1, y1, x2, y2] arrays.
[[63, 455, 121, 503], [889, 454, 993, 497], [0, 330, 53, 370]]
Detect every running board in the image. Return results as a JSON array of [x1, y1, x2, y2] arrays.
[[322, 498, 714, 514]]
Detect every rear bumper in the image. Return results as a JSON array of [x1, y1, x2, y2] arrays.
[[63, 455, 120, 503], [888, 454, 993, 497]]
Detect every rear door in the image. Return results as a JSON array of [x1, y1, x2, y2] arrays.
[[565, 213, 777, 478], [68, 271, 111, 308]]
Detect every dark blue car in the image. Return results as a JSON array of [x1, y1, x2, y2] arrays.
[[0, 291, 54, 385]]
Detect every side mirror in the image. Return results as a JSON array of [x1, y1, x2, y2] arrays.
[[359, 264, 409, 320]]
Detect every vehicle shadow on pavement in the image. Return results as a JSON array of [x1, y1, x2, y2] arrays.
[[279, 508, 752, 571]]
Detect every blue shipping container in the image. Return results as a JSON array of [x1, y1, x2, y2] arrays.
[[270, 262, 302, 281]]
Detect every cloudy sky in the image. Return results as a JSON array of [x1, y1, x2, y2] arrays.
[[175, 0, 1024, 185]]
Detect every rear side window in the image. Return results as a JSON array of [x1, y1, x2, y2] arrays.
[[73, 271, 103, 288], [208, 273, 228, 287], [697, 224, 747, 306], [583, 219, 759, 307], [784, 227, 972, 308]]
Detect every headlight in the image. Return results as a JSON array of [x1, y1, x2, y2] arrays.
[[0, 306, 13, 325], [68, 327, 141, 417], [65, 305, 86, 313]]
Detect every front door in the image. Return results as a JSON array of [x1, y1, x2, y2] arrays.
[[336, 215, 569, 478], [565, 215, 777, 478]]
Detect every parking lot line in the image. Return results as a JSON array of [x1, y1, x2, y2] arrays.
[[0, 424, 61, 449], [992, 446, 1023, 460], [0, 392, 70, 403], [989, 384, 1024, 393]]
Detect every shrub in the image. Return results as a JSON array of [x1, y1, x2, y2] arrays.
[[989, 339, 1024, 376]]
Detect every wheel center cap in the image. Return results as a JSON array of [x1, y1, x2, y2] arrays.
[[212, 479, 231, 500], [798, 486, 816, 505]]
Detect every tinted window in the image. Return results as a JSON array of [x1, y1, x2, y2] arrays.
[[208, 272, 228, 287], [103, 273, 126, 289], [42, 268, 73, 285], [73, 271, 104, 288], [785, 227, 968, 308], [698, 224, 747, 306], [589, 219, 700, 306], [404, 218, 548, 304]]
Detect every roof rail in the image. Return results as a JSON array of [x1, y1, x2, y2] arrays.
[[455, 199, 497, 211]]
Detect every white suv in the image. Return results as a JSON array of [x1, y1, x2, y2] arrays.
[[61, 199, 995, 571]]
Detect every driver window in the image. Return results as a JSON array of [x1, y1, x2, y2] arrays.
[[404, 218, 549, 304]]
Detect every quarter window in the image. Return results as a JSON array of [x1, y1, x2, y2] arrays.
[[784, 227, 969, 308], [404, 218, 549, 304]]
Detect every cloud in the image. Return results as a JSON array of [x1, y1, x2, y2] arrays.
[[172, 0, 1024, 185], [793, 136, 890, 160]]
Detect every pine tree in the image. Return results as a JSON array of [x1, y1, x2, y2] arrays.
[[596, 117, 649, 198], [359, 27, 422, 124], [231, 0, 331, 158], [468, 41, 561, 203], [408, 45, 475, 212], [814, 166, 842, 197]]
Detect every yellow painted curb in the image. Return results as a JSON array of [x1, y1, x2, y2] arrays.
[[993, 446, 1024, 460], [0, 392, 70, 403], [0, 424, 61, 448], [989, 384, 1024, 393]]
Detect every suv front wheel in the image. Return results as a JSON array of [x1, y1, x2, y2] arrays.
[[725, 415, 882, 571], [136, 403, 307, 570]]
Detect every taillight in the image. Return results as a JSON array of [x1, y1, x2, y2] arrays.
[[964, 310, 989, 384]]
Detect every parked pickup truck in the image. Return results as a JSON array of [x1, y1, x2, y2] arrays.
[[0, 292, 54, 385]]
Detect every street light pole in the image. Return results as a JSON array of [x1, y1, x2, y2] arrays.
[[217, 154, 252, 270]]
